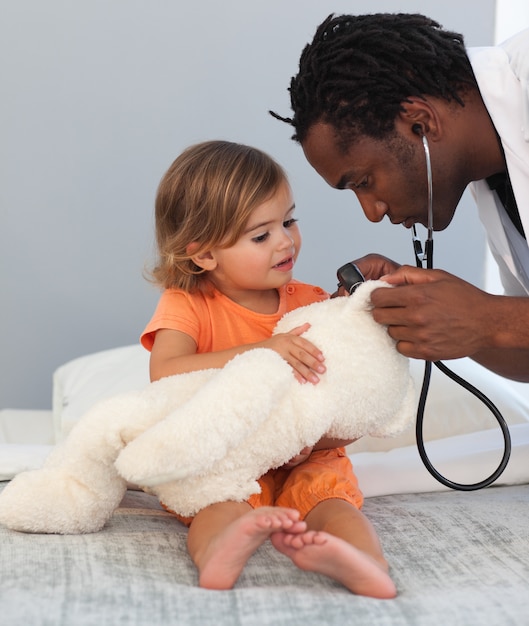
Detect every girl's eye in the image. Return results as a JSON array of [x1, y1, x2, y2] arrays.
[[283, 218, 299, 228], [252, 232, 269, 243]]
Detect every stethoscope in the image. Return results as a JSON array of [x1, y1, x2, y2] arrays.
[[337, 130, 512, 490], [411, 128, 511, 490]]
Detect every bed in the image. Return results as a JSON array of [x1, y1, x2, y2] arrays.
[[1, 345, 529, 625]]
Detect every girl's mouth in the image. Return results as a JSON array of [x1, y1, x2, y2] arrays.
[[274, 256, 294, 271]]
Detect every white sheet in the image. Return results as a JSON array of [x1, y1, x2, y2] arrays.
[[0, 409, 54, 445], [0, 409, 54, 480], [354, 423, 529, 497]]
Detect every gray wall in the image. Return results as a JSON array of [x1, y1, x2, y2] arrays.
[[1, 0, 495, 409]]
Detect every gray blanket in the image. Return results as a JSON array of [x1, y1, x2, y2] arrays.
[[1, 481, 528, 625]]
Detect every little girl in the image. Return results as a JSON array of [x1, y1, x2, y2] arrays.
[[141, 140, 396, 599]]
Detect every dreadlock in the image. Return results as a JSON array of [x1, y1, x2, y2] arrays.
[[270, 13, 478, 147]]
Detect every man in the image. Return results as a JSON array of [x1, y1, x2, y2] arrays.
[[271, 13, 529, 381]]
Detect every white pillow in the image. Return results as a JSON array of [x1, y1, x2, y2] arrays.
[[349, 358, 529, 453], [52, 345, 150, 441], [52, 346, 529, 452]]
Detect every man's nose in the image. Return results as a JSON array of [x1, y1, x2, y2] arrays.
[[358, 198, 388, 223]]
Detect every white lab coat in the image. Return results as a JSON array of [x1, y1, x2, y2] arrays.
[[469, 28, 529, 296]]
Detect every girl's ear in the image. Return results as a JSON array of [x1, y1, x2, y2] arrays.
[[186, 242, 217, 271]]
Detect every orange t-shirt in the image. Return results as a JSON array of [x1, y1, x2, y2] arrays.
[[141, 280, 329, 352]]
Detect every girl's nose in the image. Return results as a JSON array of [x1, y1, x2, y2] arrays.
[[279, 228, 295, 247]]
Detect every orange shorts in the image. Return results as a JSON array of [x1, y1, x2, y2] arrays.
[[169, 447, 363, 527]]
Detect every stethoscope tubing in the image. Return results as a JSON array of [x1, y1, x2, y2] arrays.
[[412, 134, 512, 490], [415, 359, 511, 490]]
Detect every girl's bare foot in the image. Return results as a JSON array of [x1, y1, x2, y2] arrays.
[[270, 530, 397, 599], [198, 507, 306, 590]]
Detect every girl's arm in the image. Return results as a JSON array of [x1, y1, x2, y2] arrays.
[[149, 324, 326, 384], [313, 437, 357, 449], [283, 437, 357, 468]]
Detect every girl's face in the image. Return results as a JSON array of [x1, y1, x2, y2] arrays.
[[207, 181, 301, 301]]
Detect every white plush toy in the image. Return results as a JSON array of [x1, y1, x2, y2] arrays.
[[0, 281, 416, 534]]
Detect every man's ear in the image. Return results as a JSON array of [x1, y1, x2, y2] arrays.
[[397, 97, 442, 140], [186, 242, 217, 271]]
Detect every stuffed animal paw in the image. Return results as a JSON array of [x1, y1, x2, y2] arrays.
[[0, 466, 126, 534]]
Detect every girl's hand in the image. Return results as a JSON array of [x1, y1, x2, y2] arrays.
[[261, 323, 325, 384], [281, 446, 314, 469]]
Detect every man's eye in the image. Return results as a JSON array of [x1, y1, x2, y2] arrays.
[[352, 179, 368, 190]]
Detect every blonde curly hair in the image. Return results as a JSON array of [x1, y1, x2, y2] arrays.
[[149, 140, 287, 292]]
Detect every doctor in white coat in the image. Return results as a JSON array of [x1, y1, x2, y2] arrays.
[[470, 29, 529, 297], [275, 13, 529, 382]]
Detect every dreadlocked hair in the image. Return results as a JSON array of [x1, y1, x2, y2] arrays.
[[270, 13, 478, 146]]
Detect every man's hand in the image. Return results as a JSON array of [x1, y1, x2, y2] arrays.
[[371, 266, 495, 361], [352, 253, 401, 281], [332, 253, 401, 298]]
